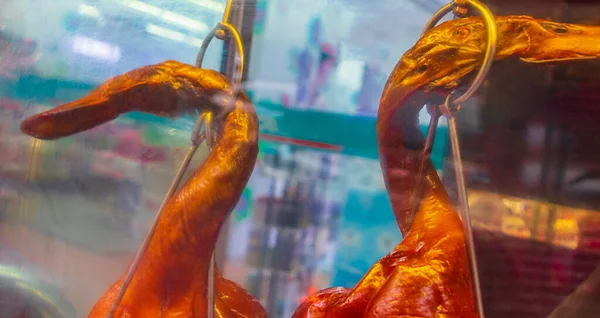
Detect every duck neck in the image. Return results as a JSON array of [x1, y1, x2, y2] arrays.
[[377, 90, 454, 237], [126, 94, 259, 304]]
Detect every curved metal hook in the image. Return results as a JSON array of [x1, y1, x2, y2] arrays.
[[195, 26, 219, 69], [194, 22, 245, 148], [196, 22, 245, 117], [421, 2, 453, 35], [218, 22, 246, 107], [422, 0, 498, 107]]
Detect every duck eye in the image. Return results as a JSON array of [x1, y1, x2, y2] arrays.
[[453, 27, 470, 38], [554, 27, 568, 34], [542, 23, 568, 34], [445, 47, 459, 56]]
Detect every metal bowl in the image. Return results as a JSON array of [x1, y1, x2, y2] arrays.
[[0, 265, 76, 318]]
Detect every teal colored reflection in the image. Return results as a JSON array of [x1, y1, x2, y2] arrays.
[[3, 74, 449, 166]]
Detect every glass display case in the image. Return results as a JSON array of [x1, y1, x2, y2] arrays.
[[1, 0, 600, 317]]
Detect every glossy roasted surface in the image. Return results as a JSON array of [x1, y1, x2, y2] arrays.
[[293, 164, 475, 317], [21, 60, 267, 317], [294, 16, 600, 317], [378, 16, 600, 235]]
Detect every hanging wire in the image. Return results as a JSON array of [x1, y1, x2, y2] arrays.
[[104, 134, 205, 318], [104, 0, 245, 316], [195, 1, 245, 315], [21, 138, 42, 224], [418, 1, 498, 317], [409, 105, 442, 232]]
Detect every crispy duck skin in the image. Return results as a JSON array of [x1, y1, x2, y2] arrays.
[[19, 16, 600, 318], [21, 60, 267, 317], [293, 16, 600, 318]]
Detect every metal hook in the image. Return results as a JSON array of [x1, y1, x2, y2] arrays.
[[422, 0, 497, 106], [408, 105, 443, 233], [196, 22, 245, 122], [191, 113, 207, 147], [417, 1, 498, 317]]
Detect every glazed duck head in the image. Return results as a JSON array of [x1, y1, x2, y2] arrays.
[[378, 16, 600, 235], [20, 62, 234, 140], [19, 60, 265, 317]]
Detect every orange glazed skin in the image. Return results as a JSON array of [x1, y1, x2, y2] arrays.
[[19, 16, 600, 318], [21, 60, 267, 317], [292, 16, 600, 317]]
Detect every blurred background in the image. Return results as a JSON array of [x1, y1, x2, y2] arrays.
[[0, 0, 600, 317]]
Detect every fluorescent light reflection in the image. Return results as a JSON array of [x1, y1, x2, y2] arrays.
[[119, 0, 210, 33], [186, 0, 226, 12], [72, 36, 121, 62], [78, 4, 103, 19], [146, 24, 204, 47]]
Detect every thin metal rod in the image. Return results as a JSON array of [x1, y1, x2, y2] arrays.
[[207, 254, 216, 318], [105, 136, 204, 318], [222, 0, 234, 24], [409, 108, 441, 231], [21, 139, 42, 222], [423, 105, 441, 157], [447, 116, 484, 318], [222, 23, 245, 90], [196, 27, 218, 68], [422, 2, 453, 35], [215, 22, 245, 120]]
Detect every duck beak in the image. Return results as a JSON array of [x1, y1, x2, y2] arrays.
[[521, 23, 600, 64], [20, 96, 119, 140]]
